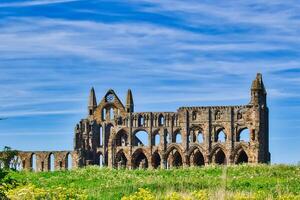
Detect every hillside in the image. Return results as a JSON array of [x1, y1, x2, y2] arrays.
[[1, 165, 300, 199]]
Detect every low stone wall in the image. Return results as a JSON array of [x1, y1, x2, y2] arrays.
[[16, 151, 76, 172]]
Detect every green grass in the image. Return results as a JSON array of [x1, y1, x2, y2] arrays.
[[5, 165, 300, 199]]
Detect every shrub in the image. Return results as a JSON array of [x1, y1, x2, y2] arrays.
[[164, 192, 182, 200], [6, 184, 88, 200], [192, 190, 208, 200], [122, 188, 155, 200]]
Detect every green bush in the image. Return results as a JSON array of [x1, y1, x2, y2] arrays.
[[6, 184, 88, 200]]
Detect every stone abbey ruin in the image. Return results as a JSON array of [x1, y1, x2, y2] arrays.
[[5, 73, 270, 171]]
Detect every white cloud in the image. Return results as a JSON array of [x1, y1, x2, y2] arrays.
[[0, 8, 299, 121], [0, 109, 84, 118], [0, 131, 70, 136], [0, 0, 79, 8]]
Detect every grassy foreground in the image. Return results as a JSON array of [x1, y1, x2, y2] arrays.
[[2, 165, 300, 199]]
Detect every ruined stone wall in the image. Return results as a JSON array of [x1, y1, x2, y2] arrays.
[[74, 74, 270, 169], [9, 151, 75, 171], [1, 74, 269, 171]]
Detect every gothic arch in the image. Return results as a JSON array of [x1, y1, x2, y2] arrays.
[[173, 129, 182, 143], [115, 150, 128, 169], [65, 152, 72, 170], [210, 145, 227, 165], [187, 144, 205, 157], [234, 149, 249, 164], [151, 151, 161, 169], [138, 115, 145, 127], [115, 129, 129, 146], [215, 127, 227, 142], [48, 153, 55, 171], [30, 153, 37, 171], [133, 129, 149, 146], [152, 129, 161, 146], [233, 145, 250, 164], [189, 148, 205, 167], [236, 127, 250, 142], [131, 148, 149, 169], [166, 143, 184, 157], [165, 145, 184, 168], [158, 114, 164, 126]]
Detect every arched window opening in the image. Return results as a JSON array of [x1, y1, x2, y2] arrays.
[[99, 126, 103, 146], [31, 154, 37, 172], [110, 108, 114, 121], [236, 150, 248, 164], [172, 151, 182, 168], [214, 149, 226, 165], [192, 111, 197, 120], [138, 115, 144, 127], [9, 156, 22, 171], [154, 133, 160, 146], [238, 128, 250, 142], [166, 133, 171, 144], [102, 108, 106, 120], [158, 115, 164, 126], [132, 151, 148, 169], [215, 110, 222, 120], [115, 151, 127, 169], [66, 153, 72, 170], [191, 150, 205, 166], [175, 132, 182, 143], [99, 154, 104, 167], [152, 152, 161, 169], [48, 153, 55, 172], [197, 131, 204, 143], [134, 130, 148, 146], [116, 131, 128, 146], [216, 129, 226, 142]]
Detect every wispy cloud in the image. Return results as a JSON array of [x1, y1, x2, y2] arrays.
[[0, 109, 84, 118], [0, 0, 79, 8], [0, 131, 70, 136]]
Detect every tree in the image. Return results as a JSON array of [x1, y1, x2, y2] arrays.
[[0, 146, 19, 170]]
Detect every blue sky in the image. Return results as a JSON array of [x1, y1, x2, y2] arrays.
[[0, 0, 299, 164]]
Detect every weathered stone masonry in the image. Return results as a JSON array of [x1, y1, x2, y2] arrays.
[[10, 73, 270, 171], [73, 73, 270, 169]]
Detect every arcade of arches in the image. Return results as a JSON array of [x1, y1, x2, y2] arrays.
[[4, 74, 270, 171]]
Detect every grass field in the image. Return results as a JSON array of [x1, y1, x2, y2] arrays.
[[2, 165, 300, 199]]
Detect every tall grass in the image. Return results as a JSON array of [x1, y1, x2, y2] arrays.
[[4, 164, 300, 199]]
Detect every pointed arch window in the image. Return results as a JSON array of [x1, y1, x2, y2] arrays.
[[158, 115, 164, 126], [216, 129, 226, 142], [102, 108, 106, 120], [110, 108, 114, 121], [237, 128, 250, 142], [138, 115, 145, 127]]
